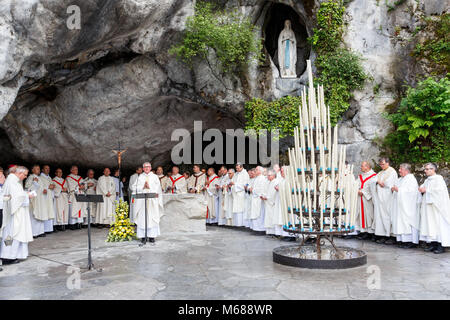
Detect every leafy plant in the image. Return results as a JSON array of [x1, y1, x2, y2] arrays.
[[244, 96, 301, 138], [169, 1, 263, 75], [315, 48, 368, 124], [308, 1, 345, 54], [381, 77, 450, 164], [308, 0, 368, 124]]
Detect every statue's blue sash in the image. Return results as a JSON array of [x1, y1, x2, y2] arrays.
[[285, 39, 290, 69]]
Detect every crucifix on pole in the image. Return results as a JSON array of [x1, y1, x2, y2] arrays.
[[112, 141, 127, 200]]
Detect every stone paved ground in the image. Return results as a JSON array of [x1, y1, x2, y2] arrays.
[[0, 226, 449, 300]]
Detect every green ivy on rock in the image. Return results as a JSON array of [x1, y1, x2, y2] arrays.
[[315, 48, 367, 124], [169, 1, 263, 74], [413, 13, 449, 76], [308, 0, 368, 125], [381, 76, 450, 164], [244, 96, 301, 138]]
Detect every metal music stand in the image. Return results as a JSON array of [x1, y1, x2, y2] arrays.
[[133, 193, 158, 245], [75, 194, 103, 270]]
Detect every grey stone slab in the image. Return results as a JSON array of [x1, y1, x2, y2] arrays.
[[0, 226, 449, 300]]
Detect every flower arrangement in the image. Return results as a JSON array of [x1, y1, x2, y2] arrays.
[[106, 200, 137, 242]]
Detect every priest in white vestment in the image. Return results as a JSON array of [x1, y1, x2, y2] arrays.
[[83, 169, 98, 226], [95, 168, 116, 226], [419, 163, 450, 254], [187, 165, 207, 194], [262, 170, 281, 235], [40, 165, 56, 233], [230, 163, 249, 227], [25, 165, 49, 237], [66, 165, 86, 229], [249, 167, 267, 232], [156, 166, 170, 193], [128, 166, 142, 224], [276, 167, 296, 240], [244, 169, 255, 229], [373, 158, 398, 243], [0, 168, 5, 245], [391, 163, 420, 248], [134, 162, 163, 243], [223, 169, 235, 224], [217, 167, 230, 226], [0, 167, 34, 263], [113, 169, 123, 202], [24, 165, 42, 237], [205, 168, 220, 224], [355, 161, 377, 240], [273, 164, 282, 179], [168, 166, 187, 194], [52, 168, 69, 230]]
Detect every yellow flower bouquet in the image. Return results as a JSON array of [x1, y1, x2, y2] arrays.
[[106, 200, 137, 242]]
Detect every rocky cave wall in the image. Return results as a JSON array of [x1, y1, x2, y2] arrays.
[[0, 0, 448, 171]]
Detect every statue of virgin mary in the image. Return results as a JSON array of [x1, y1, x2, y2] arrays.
[[278, 20, 297, 78]]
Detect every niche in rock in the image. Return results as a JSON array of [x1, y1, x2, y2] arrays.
[[263, 2, 311, 78]]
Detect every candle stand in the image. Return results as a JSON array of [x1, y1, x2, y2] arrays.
[[272, 60, 367, 269]]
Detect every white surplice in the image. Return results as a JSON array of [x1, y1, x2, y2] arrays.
[[206, 174, 220, 224], [168, 174, 188, 194], [218, 174, 230, 225], [187, 172, 207, 193], [25, 174, 46, 236], [373, 167, 398, 236], [134, 172, 163, 238], [419, 174, 450, 246], [0, 174, 33, 260], [250, 175, 269, 231], [391, 173, 420, 243], [264, 177, 281, 235], [243, 177, 254, 228], [128, 173, 140, 223], [39, 173, 56, 232], [83, 177, 98, 222], [356, 170, 377, 233], [232, 169, 249, 227], [95, 175, 116, 225], [52, 177, 69, 226], [66, 174, 87, 224]]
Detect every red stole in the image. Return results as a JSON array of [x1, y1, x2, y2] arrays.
[[52, 178, 66, 189], [67, 175, 82, 186], [206, 175, 219, 187], [169, 175, 185, 194], [359, 173, 377, 229], [67, 175, 82, 217], [205, 175, 219, 219]]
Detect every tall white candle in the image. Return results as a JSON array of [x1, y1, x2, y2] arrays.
[[286, 169, 294, 227], [307, 179, 312, 230], [327, 107, 332, 168]]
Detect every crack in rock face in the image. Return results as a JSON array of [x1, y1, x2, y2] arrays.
[[0, 0, 445, 169]]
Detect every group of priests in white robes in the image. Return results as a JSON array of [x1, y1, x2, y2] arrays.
[[353, 158, 449, 254], [4, 164, 125, 235], [203, 163, 296, 241], [2, 157, 448, 266], [25, 165, 55, 237]]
